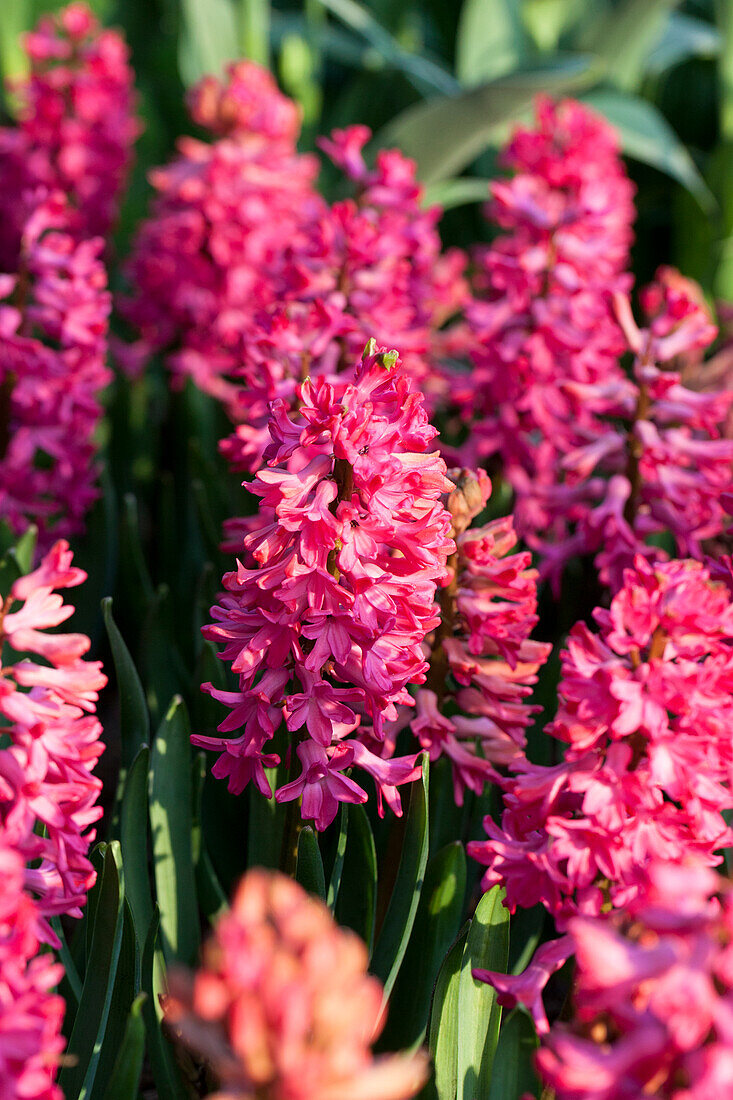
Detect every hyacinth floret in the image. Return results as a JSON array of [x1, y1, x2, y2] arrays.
[[0, 539, 106, 934], [0, 190, 111, 546], [468, 555, 733, 933], [198, 342, 454, 829], [164, 870, 428, 1100], [0, 1, 138, 267]]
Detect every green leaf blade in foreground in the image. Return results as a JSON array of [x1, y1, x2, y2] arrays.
[[371, 757, 429, 1002], [487, 1009, 540, 1100], [179, 0, 241, 86], [295, 826, 327, 901], [120, 745, 154, 953], [326, 802, 348, 912], [335, 803, 377, 954], [101, 992, 148, 1100], [579, 0, 679, 91], [102, 597, 150, 770], [149, 696, 199, 966], [141, 909, 192, 1100], [456, 885, 510, 1100], [428, 924, 469, 1100], [376, 56, 597, 185], [58, 843, 125, 1100], [386, 842, 467, 1050], [582, 89, 715, 213]]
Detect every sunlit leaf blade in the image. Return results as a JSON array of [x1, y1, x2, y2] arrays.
[[149, 696, 199, 966], [141, 909, 192, 1100], [179, 0, 241, 86], [422, 177, 491, 211], [102, 597, 150, 771], [371, 757, 429, 1002], [101, 993, 148, 1100], [487, 1009, 540, 1100], [326, 803, 348, 912], [121, 746, 154, 953], [646, 12, 722, 75], [376, 57, 597, 185], [59, 843, 125, 1100], [386, 842, 467, 1049], [428, 925, 469, 1100], [455, 885, 510, 1100], [456, 0, 528, 86]]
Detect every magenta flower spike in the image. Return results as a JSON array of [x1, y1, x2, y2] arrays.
[[198, 342, 454, 829]]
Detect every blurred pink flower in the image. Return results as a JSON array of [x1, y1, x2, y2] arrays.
[[165, 870, 428, 1100]]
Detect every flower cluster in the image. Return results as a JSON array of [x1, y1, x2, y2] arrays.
[[0, 2, 138, 268], [0, 191, 112, 546], [122, 62, 466, 468], [220, 124, 467, 474], [165, 870, 427, 1100], [0, 839, 65, 1100], [462, 96, 635, 481], [529, 266, 732, 590], [0, 539, 107, 930], [197, 343, 454, 829], [120, 59, 322, 385], [468, 555, 733, 932], [536, 861, 733, 1098], [410, 469, 551, 802], [0, 540, 105, 1099]]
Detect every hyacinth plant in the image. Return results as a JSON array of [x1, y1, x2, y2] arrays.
[[0, 4, 733, 1100]]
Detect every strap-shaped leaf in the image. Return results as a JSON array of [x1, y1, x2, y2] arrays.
[[121, 746, 154, 953], [428, 924, 470, 1100], [192, 752, 229, 923], [101, 992, 148, 1100], [93, 901, 138, 1098], [149, 696, 199, 966], [376, 57, 596, 185], [385, 842, 467, 1050], [141, 909, 192, 1100], [487, 1009, 540, 1100], [423, 177, 492, 212], [296, 826, 327, 900], [646, 12, 721, 75], [456, 0, 528, 86], [579, 0, 679, 90], [59, 843, 125, 1100], [456, 886, 510, 1100], [327, 803, 349, 912], [103, 598, 150, 772], [582, 89, 715, 212], [335, 803, 377, 954], [312, 0, 458, 95], [179, 0, 241, 86], [371, 756, 429, 1001]]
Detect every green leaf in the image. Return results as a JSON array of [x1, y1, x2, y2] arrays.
[[59, 843, 125, 1100], [428, 925, 469, 1100], [456, 0, 528, 86], [386, 842, 467, 1049], [120, 746, 154, 954], [295, 826, 327, 900], [241, 0, 270, 67], [422, 177, 491, 211], [179, 0, 241, 86], [579, 0, 680, 90], [487, 1009, 540, 1100], [49, 914, 83, 1007], [456, 886, 510, 1100], [149, 697, 199, 966], [0, 0, 30, 89], [326, 803, 348, 912], [141, 909, 192, 1100], [192, 752, 229, 923], [93, 901, 138, 1097], [371, 757, 429, 1002], [645, 12, 721, 76], [101, 993, 148, 1100], [103, 597, 150, 771], [376, 56, 597, 185], [718, 0, 733, 141], [335, 803, 377, 954], [13, 525, 37, 574], [582, 88, 715, 212], [312, 0, 458, 95]]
